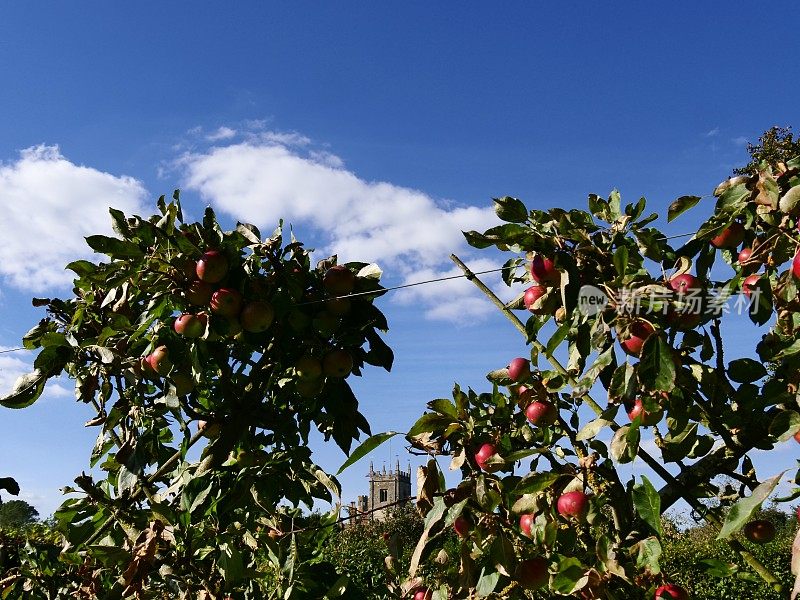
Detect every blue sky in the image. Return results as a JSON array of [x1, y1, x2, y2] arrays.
[[0, 3, 798, 517]]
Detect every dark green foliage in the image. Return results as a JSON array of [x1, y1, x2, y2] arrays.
[[0, 499, 38, 528], [734, 126, 800, 175], [661, 508, 793, 599]]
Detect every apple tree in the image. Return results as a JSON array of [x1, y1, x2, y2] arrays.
[[363, 156, 800, 598], [0, 195, 393, 598]]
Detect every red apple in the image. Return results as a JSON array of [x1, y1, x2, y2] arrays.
[[508, 357, 531, 382], [526, 401, 557, 426], [626, 399, 664, 426], [530, 255, 559, 285], [710, 222, 745, 249], [146, 345, 172, 376], [796, 506, 800, 522], [210, 288, 243, 317], [619, 321, 655, 357], [738, 247, 753, 264], [793, 250, 800, 279], [174, 313, 207, 338], [523, 285, 548, 314], [516, 385, 535, 403], [742, 274, 761, 298], [520, 513, 535, 538], [669, 273, 699, 294], [323, 265, 356, 296], [412, 588, 432, 600], [474, 443, 497, 471], [322, 349, 353, 378], [654, 583, 689, 600], [185, 280, 214, 306], [743, 520, 776, 544], [196, 250, 228, 283], [453, 515, 470, 538], [240, 301, 275, 333], [517, 557, 549, 590], [556, 490, 589, 520], [794, 429, 800, 444]]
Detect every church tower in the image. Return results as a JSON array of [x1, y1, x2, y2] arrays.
[[367, 460, 412, 521]]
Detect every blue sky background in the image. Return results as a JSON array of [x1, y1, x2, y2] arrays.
[[0, 3, 798, 518]]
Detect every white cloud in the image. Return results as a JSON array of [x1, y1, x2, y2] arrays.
[[705, 127, 720, 137], [732, 136, 749, 147], [178, 135, 501, 322], [206, 126, 237, 141], [0, 145, 149, 291]]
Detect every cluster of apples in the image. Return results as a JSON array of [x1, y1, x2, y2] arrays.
[[523, 254, 561, 316], [175, 249, 276, 340]]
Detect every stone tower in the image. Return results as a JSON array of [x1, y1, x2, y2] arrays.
[[368, 460, 412, 520], [345, 460, 413, 524]]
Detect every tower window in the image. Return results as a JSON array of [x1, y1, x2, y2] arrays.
[[379, 489, 388, 503]]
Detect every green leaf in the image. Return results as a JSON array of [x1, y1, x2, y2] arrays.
[[632, 476, 662, 537], [610, 424, 640, 464], [337, 431, 399, 475], [0, 369, 48, 409], [667, 195, 701, 222], [727, 358, 768, 383], [85, 235, 144, 259], [717, 472, 785, 540], [635, 537, 662, 574], [769, 410, 800, 442], [407, 413, 452, 438], [514, 471, 562, 495], [697, 558, 739, 578], [575, 418, 613, 441], [613, 245, 629, 277], [638, 335, 675, 392], [552, 556, 587, 595], [475, 569, 501, 596], [218, 542, 244, 582], [493, 196, 528, 223]]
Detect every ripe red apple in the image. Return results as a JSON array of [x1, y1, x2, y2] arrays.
[[474, 443, 497, 471], [508, 357, 531, 382], [196, 250, 228, 283], [517, 556, 549, 590], [523, 285, 548, 314], [556, 490, 589, 520], [794, 429, 800, 444], [210, 288, 243, 317], [793, 250, 800, 279], [146, 345, 172, 376], [174, 313, 207, 338], [526, 400, 557, 426], [185, 280, 214, 306], [520, 513, 535, 538], [654, 583, 689, 600], [412, 588, 432, 600], [742, 274, 761, 298], [515, 385, 535, 403], [323, 265, 356, 296], [710, 222, 745, 249], [454, 515, 470, 538], [295, 355, 323, 380], [322, 349, 353, 378], [240, 301, 275, 333], [619, 321, 655, 357], [669, 273, 699, 294], [743, 519, 776, 544], [626, 399, 664, 427], [796, 506, 800, 522], [530, 255, 559, 285], [738, 247, 753, 264]]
